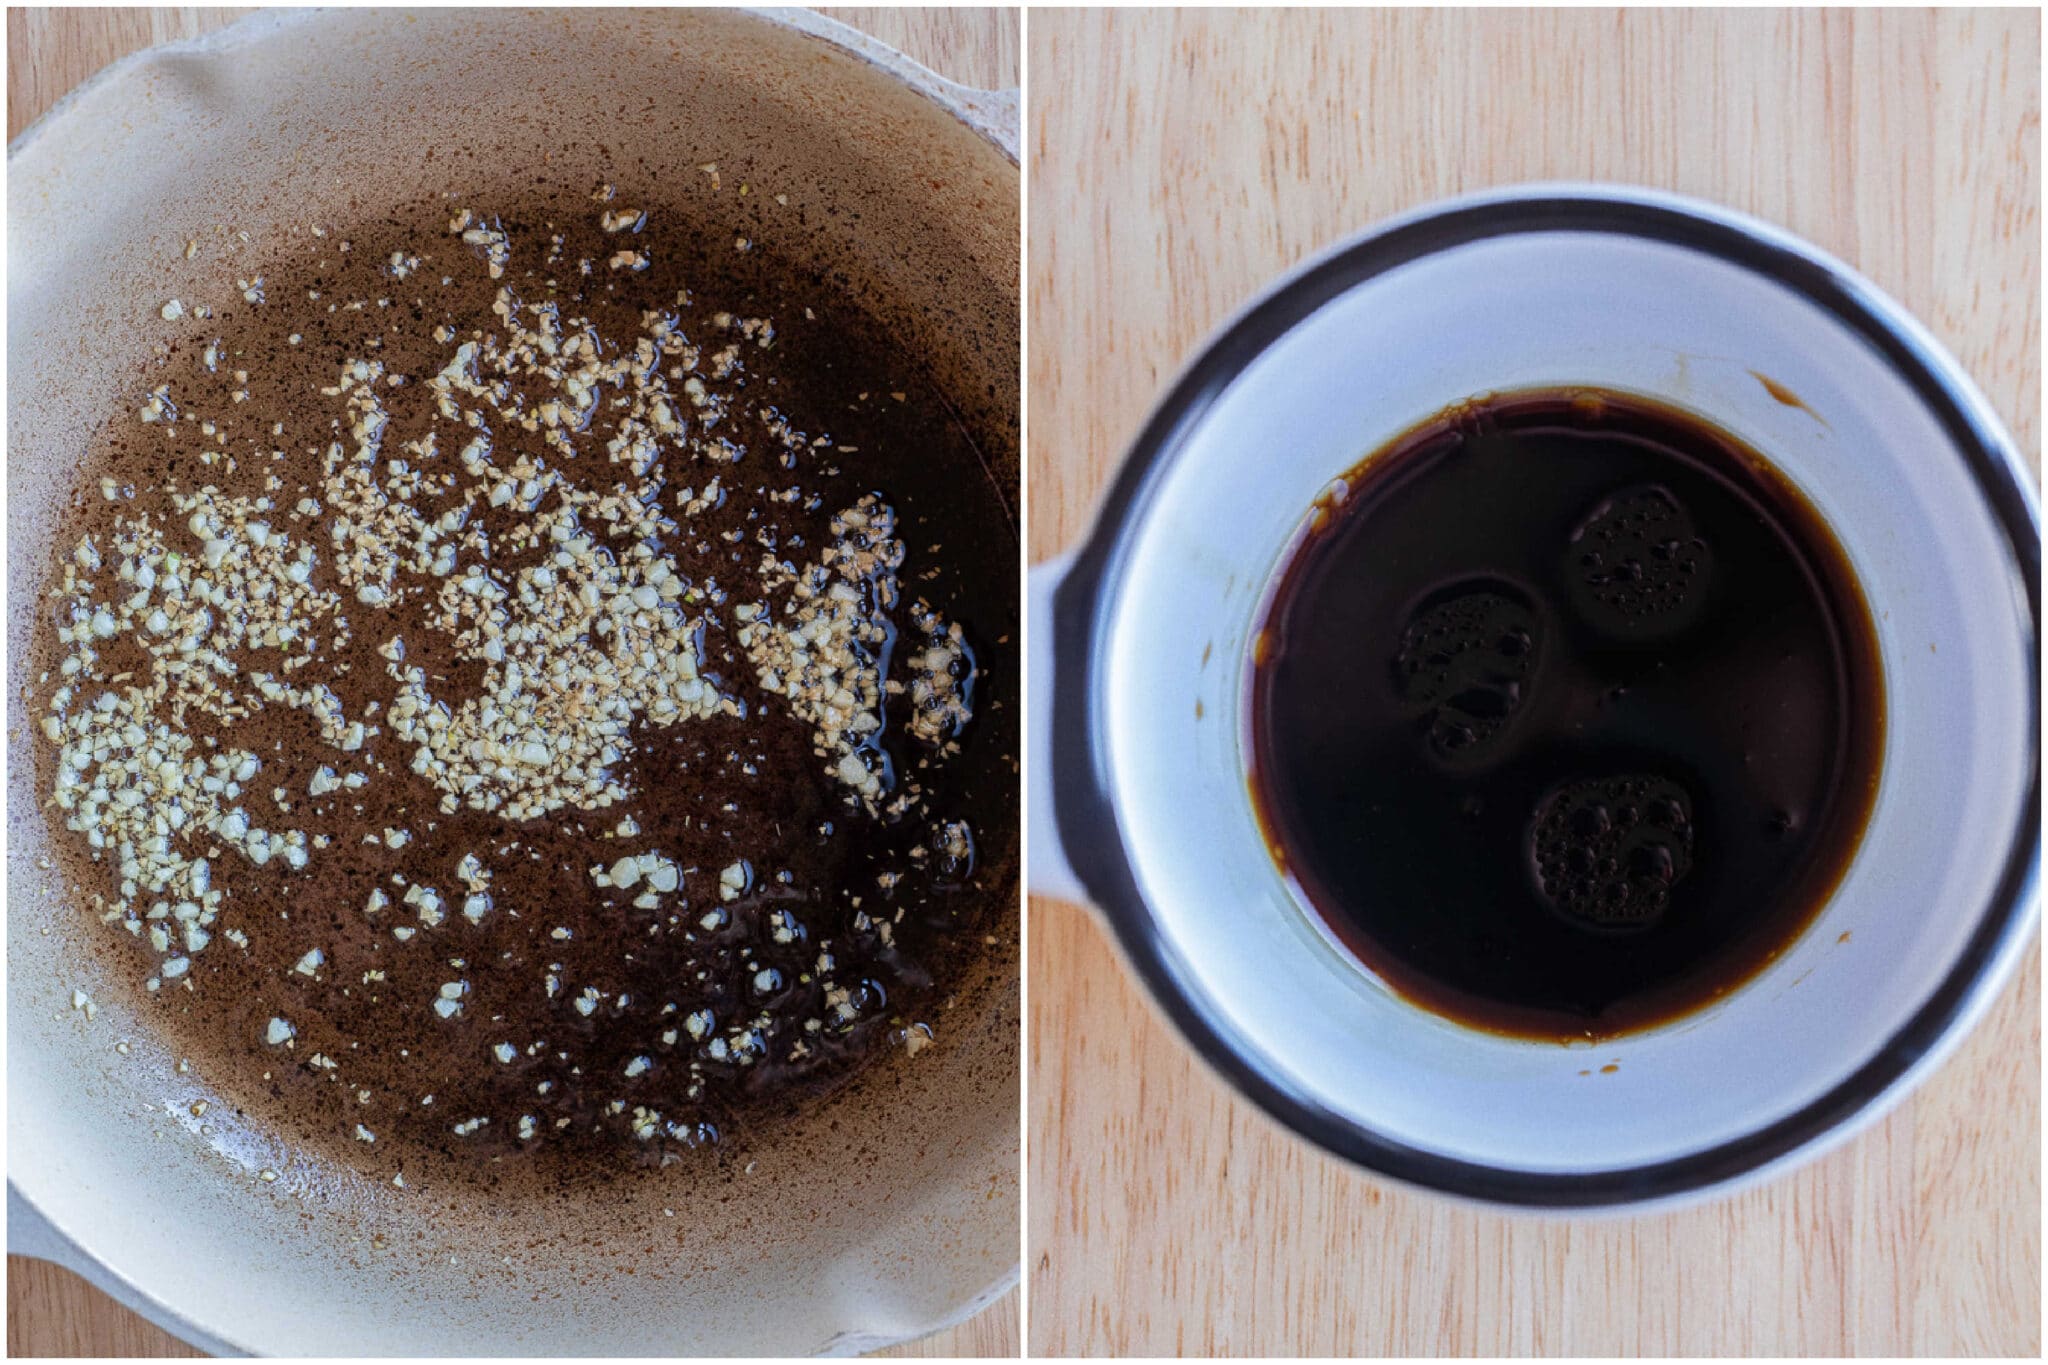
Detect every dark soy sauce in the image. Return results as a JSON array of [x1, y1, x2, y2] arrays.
[[1248, 389, 1884, 1040]]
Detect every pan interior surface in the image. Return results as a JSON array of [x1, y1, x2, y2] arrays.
[[8, 9, 1017, 1355]]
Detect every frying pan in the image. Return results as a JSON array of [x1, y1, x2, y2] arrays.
[[8, 8, 1019, 1355]]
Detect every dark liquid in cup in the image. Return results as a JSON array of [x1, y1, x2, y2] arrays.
[[1247, 389, 1884, 1040]]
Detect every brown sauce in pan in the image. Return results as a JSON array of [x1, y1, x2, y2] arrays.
[[31, 181, 1017, 1190], [1249, 390, 1882, 1040]]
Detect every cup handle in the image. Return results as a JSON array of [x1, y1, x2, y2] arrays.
[[1027, 551, 1090, 907]]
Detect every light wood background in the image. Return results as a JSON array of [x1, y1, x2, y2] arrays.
[[3, 6, 1018, 1359], [1028, 8, 2041, 1358]]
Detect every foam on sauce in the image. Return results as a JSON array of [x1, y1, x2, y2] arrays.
[[32, 183, 1017, 1191]]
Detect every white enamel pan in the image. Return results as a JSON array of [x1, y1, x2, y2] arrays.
[[1029, 186, 2037, 1211], [8, 8, 1018, 1354]]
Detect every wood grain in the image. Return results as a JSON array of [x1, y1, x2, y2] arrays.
[[3, 6, 1018, 1358], [1027, 8, 2040, 1357]]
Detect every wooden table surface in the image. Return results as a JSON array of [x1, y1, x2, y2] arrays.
[[1027, 8, 2040, 1357], [3, 6, 1018, 1358]]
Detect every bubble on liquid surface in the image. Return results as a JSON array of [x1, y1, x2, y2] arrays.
[[1392, 584, 1539, 763], [1530, 774, 1695, 930], [1566, 485, 1712, 639]]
